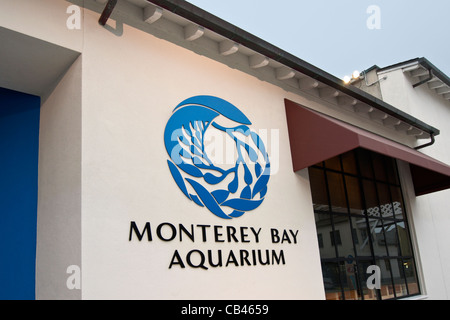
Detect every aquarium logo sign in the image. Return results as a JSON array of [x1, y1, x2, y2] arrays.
[[163, 96, 271, 219]]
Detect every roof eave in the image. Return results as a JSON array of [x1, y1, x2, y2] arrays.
[[145, 0, 440, 136]]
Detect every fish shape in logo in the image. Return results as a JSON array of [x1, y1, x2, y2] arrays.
[[164, 96, 270, 219]]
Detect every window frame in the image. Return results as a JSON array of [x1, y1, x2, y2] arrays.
[[308, 148, 421, 300]]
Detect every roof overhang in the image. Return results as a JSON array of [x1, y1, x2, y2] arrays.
[[285, 99, 450, 196], [379, 57, 450, 102], [135, 0, 440, 138]]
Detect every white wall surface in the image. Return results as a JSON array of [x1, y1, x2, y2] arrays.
[[36, 56, 82, 300], [0, 0, 83, 52], [380, 69, 450, 299], [5, 0, 450, 300], [80, 8, 326, 299], [0, 0, 83, 300]]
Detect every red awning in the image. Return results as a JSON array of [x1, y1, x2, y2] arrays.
[[285, 99, 450, 196]]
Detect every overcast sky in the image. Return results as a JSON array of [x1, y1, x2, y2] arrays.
[[188, 0, 450, 80]]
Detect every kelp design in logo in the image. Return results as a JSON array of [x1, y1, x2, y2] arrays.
[[164, 96, 270, 219]]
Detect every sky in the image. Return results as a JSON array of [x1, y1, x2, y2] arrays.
[[187, 0, 450, 80]]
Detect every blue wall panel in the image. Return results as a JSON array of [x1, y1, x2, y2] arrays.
[[0, 88, 40, 300]]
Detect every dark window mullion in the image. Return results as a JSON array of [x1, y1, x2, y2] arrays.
[[368, 151, 391, 258], [322, 163, 346, 300], [340, 154, 364, 300], [355, 150, 382, 300]]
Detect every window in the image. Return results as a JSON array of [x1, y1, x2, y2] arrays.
[[308, 148, 420, 300], [330, 230, 342, 246]]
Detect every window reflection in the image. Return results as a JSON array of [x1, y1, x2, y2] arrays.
[[321, 262, 342, 300], [315, 212, 334, 260], [356, 149, 374, 179], [368, 218, 388, 257], [356, 261, 378, 300], [404, 259, 420, 296], [390, 186, 406, 219], [327, 172, 347, 214], [346, 176, 363, 215], [351, 216, 371, 257], [341, 151, 357, 175], [309, 148, 420, 300], [309, 167, 328, 212], [397, 222, 413, 256], [372, 153, 388, 182]]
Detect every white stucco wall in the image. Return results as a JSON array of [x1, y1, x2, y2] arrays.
[[36, 56, 82, 300], [3, 0, 450, 300], [0, 0, 83, 53], [380, 69, 450, 300], [79, 7, 327, 299], [0, 0, 83, 300]]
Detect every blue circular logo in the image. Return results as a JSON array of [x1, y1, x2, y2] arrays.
[[164, 96, 270, 219]]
